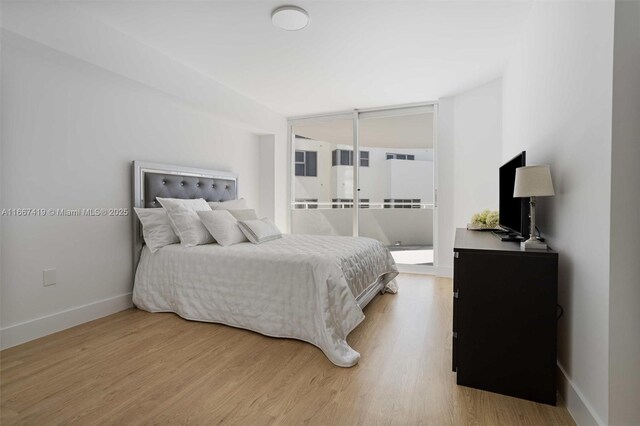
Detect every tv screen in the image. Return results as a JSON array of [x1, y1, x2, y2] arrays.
[[499, 152, 530, 238]]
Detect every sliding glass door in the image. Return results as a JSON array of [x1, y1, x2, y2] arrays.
[[290, 104, 437, 270], [291, 114, 356, 236], [357, 107, 435, 266]]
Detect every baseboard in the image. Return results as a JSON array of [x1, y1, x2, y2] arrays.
[[437, 266, 453, 278], [557, 363, 604, 426], [397, 264, 436, 275], [395, 265, 453, 277], [0, 293, 133, 350]]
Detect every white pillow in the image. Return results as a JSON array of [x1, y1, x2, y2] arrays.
[[134, 207, 179, 253], [227, 209, 259, 221], [156, 198, 214, 247], [197, 210, 248, 247], [238, 218, 282, 244], [208, 198, 249, 211]]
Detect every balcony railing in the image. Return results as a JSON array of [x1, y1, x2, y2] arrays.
[[292, 201, 435, 210]]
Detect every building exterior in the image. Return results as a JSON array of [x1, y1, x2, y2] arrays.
[[293, 136, 434, 209], [292, 136, 434, 251]]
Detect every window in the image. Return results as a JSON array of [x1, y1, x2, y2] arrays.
[[331, 149, 352, 166], [332, 150, 369, 167], [341, 150, 351, 166], [360, 151, 369, 167], [386, 153, 415, 161], [295, 150, 317, 177]]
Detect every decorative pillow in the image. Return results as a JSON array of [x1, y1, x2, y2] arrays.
[[227, 209, 259, 221], [208, 198, 249, 211], [134, 207, 179, 253], [238, 218, 282, 244], [156, 198, 214, 247], [197, 210, 248, 247]]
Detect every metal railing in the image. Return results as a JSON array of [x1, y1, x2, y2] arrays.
[[292, 201, 435, 210]]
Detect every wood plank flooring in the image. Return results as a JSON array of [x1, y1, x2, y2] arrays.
[[1, 274, 575, 425]]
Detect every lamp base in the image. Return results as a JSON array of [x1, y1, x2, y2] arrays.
[[521, 237, 548, 251]]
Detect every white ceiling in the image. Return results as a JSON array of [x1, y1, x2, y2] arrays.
[[293, 113, 433, 149], [75, 1, 532, 117]]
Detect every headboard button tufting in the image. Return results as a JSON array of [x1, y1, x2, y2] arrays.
[[142, 171, 236, 211]]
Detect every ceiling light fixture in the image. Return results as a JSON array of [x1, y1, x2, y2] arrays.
[[271, 6, 309, 31]]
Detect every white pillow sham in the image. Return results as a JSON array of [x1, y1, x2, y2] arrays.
[[208, 198, 249, 211], [227, 209, 259, 221], [156, 198, 214, 247], [134, 207, 180, 253], [238, 218, 282, 244], [197, 210, 248, 247]]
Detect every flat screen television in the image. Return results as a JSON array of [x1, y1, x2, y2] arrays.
[[499, 151, 530, 239]]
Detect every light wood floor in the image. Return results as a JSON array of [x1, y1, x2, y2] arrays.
[[1, 274, 575, 425]]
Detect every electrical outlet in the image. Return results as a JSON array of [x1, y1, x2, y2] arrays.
[[43, 268, 56, 287]]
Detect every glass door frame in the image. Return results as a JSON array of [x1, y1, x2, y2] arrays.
[[288, 101, 439, 274]]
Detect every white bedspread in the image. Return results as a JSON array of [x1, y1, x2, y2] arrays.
[[133, 234, 399, 367]]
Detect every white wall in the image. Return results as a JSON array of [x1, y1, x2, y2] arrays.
[[452, 79, 503, 227], [387, 159, 433, 202], [436, 80, 503, 275], [0, 3, 287, 348], [435, 100, 455, 276], [609, 1, 640, 424], [332, 165, 354, 200], [502, 2, 615, 424], [258, 135, 276, 221]]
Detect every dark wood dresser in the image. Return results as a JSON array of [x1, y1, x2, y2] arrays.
[[452, 228, 558, 405]]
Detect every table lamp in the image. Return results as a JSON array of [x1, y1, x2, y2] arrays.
[[514, 165, 555, 250]]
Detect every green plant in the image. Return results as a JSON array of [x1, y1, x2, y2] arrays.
[[470, 209, 499, 228]]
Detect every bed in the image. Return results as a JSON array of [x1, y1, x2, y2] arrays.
[[132, 161, 399, 367]]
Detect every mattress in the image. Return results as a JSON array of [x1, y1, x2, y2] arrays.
[[133, 234, 399, 367]]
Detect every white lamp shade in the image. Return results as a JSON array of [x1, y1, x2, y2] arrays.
[[514, 165, 555, 197]]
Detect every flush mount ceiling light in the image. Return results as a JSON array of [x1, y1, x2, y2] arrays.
[[271, 6, 309, 31]]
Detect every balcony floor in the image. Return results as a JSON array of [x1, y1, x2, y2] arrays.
[[388, 245, 433, 265]]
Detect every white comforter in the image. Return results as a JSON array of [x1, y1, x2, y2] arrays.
[[133, 234, 399, 367]]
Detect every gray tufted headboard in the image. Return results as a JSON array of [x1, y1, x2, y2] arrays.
[[132, 161, 238, 272], [143, 172, 237, 208]]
